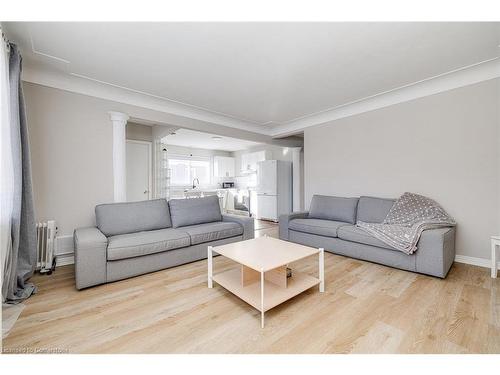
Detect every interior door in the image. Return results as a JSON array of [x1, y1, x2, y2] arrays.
[[126, 140, 152, 202]]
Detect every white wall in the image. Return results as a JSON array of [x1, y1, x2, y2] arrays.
[[305, 79, 499, 261], [25, 84, 114, 238]]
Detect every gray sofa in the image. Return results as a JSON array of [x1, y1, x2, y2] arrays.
[[74, 196, 254, 289], [279, 195, 456, 278]]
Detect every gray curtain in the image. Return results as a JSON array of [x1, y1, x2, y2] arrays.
[[3, 43, 37, 303]]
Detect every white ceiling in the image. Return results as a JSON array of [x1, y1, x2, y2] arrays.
[[4, 22, 500, 132], [161, 128, 261, 151]]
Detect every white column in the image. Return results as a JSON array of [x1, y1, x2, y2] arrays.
[[291, 147, 302, 212], [109, 111, 129, 202]]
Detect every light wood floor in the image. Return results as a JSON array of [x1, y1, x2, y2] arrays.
[[3, 220, 500, 353]]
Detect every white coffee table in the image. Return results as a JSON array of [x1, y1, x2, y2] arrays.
[[208, 236, 324, 328]]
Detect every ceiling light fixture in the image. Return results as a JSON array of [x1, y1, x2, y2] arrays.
[[212, 136, 223, 141]]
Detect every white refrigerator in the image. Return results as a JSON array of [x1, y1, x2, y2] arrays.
[[256, 160, 292, 222]]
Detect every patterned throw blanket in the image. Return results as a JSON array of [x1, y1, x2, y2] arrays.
[[357, 192, 456, 255]]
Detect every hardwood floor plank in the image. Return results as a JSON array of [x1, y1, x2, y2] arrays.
[[446, 284, 491, 352], [350, 321, 405, 353], [394, 274, 464, 353]]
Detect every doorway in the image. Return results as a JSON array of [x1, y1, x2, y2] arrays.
[[126, 139, 152, 202]]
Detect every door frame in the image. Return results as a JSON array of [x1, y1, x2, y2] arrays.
[[126, 139, 153, 200]]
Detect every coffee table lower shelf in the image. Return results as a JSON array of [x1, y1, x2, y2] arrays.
[[212, 268, 319, 313]]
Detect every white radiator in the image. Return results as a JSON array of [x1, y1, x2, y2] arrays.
[[36, 220, 57, 273]]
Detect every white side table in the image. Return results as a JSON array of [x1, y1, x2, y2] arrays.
[[491, 236, 500, 278]]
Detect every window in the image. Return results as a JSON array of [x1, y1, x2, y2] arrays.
[[168, 155, 211, 187]]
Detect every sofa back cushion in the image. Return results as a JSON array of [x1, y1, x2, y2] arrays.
[[168, 195, 222, 228], [308, 195, 359, 224], [356, 196, 396, 223], [95, 199, 171, 237]]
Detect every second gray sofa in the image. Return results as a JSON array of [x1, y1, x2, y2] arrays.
[[279, 195, 456, 278], [74, 196, 254, 289]]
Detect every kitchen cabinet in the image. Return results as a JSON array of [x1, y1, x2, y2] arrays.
[[240, 153, 252, 172], [240, 150, 270, 173], [214, 156, 235, 178]]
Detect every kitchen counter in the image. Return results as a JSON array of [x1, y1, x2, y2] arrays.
[[168, 188, 255, 217], [169, 188, 225, 198]]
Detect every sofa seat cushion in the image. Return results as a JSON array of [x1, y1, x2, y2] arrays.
[[181, 221, 243, 245], [107, 228, 190, 261], [337, 225, 397, 251], [288, 218, 350, 238]]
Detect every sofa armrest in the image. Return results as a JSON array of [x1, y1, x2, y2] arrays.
[[74, 227, 108, 289], [415, 226, 456, 278], [279, 211, 309, 240], [222, 214, 254, 240]]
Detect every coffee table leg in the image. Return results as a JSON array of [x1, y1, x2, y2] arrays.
[[208, 246, 213, 288], [319, 248, 324, 292], [260, 269, 265, 328]]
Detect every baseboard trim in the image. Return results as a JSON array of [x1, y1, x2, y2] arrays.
[[454, 254, 499, 269], [56, 235, 74, 267], [56, 252, 74, 267]]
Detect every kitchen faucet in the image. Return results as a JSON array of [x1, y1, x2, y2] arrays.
[[192, 178, 200, 189]]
